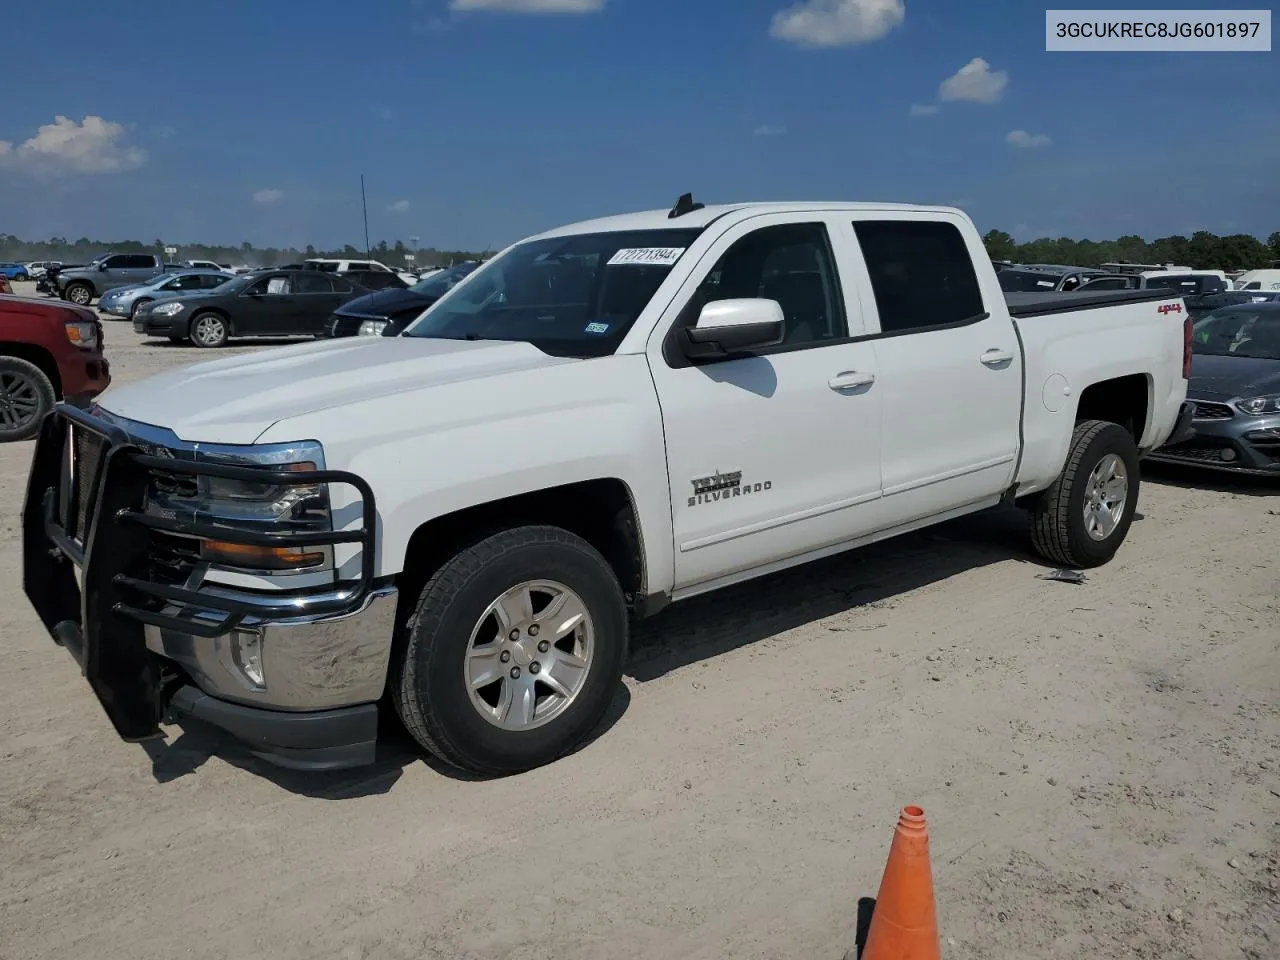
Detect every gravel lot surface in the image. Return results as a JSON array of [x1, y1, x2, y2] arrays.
[[1, 281, 1277, 960]]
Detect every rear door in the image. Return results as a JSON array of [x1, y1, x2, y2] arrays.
[[845, 216, 1021, 521], [125, 254, 161, 285], [292, 273, 344, 334]]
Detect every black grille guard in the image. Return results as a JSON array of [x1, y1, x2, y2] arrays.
[[22, 403, 379, 741]]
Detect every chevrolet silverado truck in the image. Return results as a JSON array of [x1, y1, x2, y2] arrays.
[[56, 253, 183, 306], [22, 198, 1195, 775]]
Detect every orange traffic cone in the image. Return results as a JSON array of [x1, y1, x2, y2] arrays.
[[860, 805, 941, 960]]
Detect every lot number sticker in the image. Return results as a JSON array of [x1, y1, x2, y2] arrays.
[[608, 248, 685, 266]]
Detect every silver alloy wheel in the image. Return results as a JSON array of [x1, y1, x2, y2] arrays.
[[193, 314, 226, 346], [463, 579, 595, 731], [1082, 453, 1129, 541], [0, 371, 41, 431], [68, 285, 91, 305]]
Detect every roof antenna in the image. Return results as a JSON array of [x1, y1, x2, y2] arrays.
[[668, 192, 704, 219]]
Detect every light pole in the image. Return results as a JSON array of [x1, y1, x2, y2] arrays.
[[409, 235, 419, 269]]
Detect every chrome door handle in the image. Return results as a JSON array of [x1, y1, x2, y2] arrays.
[[980, 349, 1015, 366], [828, 371, 876, 391]]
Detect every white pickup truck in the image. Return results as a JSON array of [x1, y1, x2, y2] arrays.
[[23, 197, 1195, 775]]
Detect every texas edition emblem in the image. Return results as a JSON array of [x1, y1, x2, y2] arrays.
[[688, 470, 772, 507]]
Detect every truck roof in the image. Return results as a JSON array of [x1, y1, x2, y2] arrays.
[[531, 201, 966, 240]]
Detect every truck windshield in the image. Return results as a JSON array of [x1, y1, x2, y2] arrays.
[[999, 270, 1063, 292], [1192, 310, 1280, 360], [402, 229, 704, 358]]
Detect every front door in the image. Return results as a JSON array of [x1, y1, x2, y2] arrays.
[[648, 215, 885, 592], [846, 216, 1021, 520], [236, 274, 298, 335]]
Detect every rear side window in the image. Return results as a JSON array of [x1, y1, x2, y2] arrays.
[[853, 220, 985, 335], [125, 255, 156, 268], [294, 274, 333, 293]]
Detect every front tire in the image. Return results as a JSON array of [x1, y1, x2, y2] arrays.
[[0, 356, 57, 442], [65, 283, 93, 306], [130, 298, 152, 320], [1029, 419, 1140, 568], [392, 525, 628, 775], [190, 312, 229, 348]]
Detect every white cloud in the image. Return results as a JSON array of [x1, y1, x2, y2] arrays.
[[909, 103, 939, 116], [0, 115, 146, 175], [770, 0, 905, 48], [1006, 129, 1052, 149], [449, 0, 604, 12], [253, 188, 284, 204], [753, 124, 787, 137], [387, 199, 411, 213], [939, 58, 1008, 104]]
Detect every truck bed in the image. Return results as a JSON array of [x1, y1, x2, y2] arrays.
[[1005, 288, 1177, 318]]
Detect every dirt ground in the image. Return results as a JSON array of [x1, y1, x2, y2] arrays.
[[1, 281, 1277, 960]]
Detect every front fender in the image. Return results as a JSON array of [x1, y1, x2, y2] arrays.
[[259, 354, 677, 595]]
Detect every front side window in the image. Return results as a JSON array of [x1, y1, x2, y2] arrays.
[[403, 228, 703, 358], [246, 275, 292, 295], [104, 255, 132, 269], [855, 220, 985, 333], [684, 222, 846, 347]]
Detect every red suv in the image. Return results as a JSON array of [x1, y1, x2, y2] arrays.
[[0, 295, 111, 441]]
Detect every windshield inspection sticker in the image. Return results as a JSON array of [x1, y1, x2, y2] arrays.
[[584, 322, 610, 335], [608, 247, 685, 267]]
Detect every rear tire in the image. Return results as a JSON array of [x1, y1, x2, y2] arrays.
[[0, 356, 57, 442], [1029, 419, 1140, 568], [65, 283, 93, 306], [391, 525, 628, 776]]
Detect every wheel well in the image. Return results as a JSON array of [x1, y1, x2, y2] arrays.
[[396, 479, 646, 620], [1075, 374, 1149, 441], [0, 342, 61, 397]]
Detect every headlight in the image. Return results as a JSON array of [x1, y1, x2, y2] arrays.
[[153, 302, 185, 316], [1235, 395, 1280, 416], [64, 320, 98, 350], [358, 319, 388, 337], [145, 440, 334, 574]]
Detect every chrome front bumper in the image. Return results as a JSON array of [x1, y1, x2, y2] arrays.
[[22, 403, 395, 771], [143, 584, 399, 711]]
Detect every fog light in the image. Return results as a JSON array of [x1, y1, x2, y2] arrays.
[[232, 631, 266, 687], [1220, 449, 1238, 462]]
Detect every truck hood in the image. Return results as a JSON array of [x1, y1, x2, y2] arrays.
[[97, 336, 580, 444]]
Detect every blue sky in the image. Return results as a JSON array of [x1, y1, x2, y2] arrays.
[[0, 0, 1276, 251]]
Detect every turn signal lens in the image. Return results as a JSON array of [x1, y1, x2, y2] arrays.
[[202, 540, 324, 570]]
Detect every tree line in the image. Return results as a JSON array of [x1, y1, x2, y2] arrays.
[[0, 235, 493, 269], [3, 229, 1278, 273], [983, 229, 1280, 271]]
